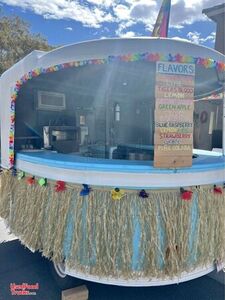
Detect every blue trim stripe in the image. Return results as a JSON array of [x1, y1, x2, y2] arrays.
[[16, 151, 225, 174]]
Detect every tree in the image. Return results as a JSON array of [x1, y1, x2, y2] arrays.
[[0, 11, 53, 75]]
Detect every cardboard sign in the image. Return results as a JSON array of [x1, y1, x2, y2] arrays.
[[155, 74, 195, 99], [154, 155, 193, 168], [155, 109, 193, 123], [154, 61, 195, 168], [154, 133, 193, 146], [155, 98, 194, 112], [156, 62, 195, 76]]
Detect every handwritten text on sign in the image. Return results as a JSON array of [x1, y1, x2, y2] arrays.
[[156, 62, 195, 76], [154, 62, 195, 168]]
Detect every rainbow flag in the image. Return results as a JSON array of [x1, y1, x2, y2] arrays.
[[152, 0, 171, 37]]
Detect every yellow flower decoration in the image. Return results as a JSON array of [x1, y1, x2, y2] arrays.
[[111, 188, 125, 200]]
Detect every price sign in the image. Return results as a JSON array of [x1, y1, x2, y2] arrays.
[[154, 62, 195, 168]]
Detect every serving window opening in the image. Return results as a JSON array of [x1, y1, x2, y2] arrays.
[[15, 61, 155, 160], [14, 59, 223, 163]]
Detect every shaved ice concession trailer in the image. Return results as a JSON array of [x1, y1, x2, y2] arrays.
[[0, 38, 225, 286]]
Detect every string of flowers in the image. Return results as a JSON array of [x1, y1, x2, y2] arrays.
[[13, 169, 224, 199]]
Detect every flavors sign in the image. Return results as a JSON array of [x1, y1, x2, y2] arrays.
[[154, 62, 195, 168]]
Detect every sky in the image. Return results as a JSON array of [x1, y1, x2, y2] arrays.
[[0, 0, 222, 48]]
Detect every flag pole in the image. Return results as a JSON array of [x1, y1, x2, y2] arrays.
[[152, 0, 171, 38]]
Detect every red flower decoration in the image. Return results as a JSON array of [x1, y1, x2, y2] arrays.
[[217, 62, 224, 71], [147, 53, 154, 61], [63, 63, 71, 68], [27, 177, 35, 185], [214, 185, 222, 194], [180, 188, 193, 201], [9, 158, 14, 165], [175, 54, 182, 62], [55, 180, 66, 192]]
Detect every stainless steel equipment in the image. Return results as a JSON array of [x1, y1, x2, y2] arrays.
[[43, 126, 79, 153]]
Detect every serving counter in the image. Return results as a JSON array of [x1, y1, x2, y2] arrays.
[[16, 149, 225, 187]]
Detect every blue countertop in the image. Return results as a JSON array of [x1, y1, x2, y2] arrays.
[[16, 150, 225, 174]]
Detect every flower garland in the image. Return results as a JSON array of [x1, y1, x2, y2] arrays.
[[14, 169, 224, 200], [8, 52, 225, 167]]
